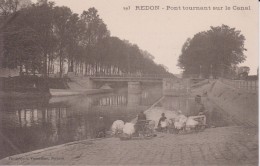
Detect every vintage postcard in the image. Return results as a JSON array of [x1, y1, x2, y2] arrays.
[[0, 0, 258, 165]]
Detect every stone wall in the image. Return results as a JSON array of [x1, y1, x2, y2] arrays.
[[208, 81, 258, 126]]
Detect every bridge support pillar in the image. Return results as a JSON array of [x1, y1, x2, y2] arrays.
[[127, 82, 141, 107], [128, 81, 141, 94]]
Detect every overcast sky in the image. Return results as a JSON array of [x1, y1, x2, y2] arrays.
[[32, 0, 258, 74]]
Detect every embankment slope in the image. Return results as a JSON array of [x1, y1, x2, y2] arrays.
[[192, 80, 258, 126]]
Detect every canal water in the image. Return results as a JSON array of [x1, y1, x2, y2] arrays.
[[0, 85, 236, 159], [0, 85, 162, 159]]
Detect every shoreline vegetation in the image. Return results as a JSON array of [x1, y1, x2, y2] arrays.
[[0, 75, 114, 98]]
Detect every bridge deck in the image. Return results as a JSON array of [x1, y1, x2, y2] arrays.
[[90, 77, 163, 82], [88, 74, 173, 82]]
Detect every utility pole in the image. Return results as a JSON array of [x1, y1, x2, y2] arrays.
[[199, 65, 202, 78], [209, 64, 213, 79]]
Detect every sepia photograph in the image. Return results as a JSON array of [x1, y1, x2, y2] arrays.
[[0, 0, 258, 165]]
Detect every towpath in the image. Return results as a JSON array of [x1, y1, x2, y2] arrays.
[[0, 126, 257, 165]]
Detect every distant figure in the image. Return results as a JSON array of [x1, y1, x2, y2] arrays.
[[158, 113, 167, 131], [194, 95, 205, 115], [96, 117, 106, 138], [195, 95, 202, 103], [137, 110, 146, 121], [195, 95, 209, 126], [135, 111, 147, 135]]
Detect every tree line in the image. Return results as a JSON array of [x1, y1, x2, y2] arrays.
[[0, 0, 172, 77], [178, 24, 247, 78]]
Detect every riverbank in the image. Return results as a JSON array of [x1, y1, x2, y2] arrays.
[[50, 88, 113, 97], [192, 80, 258, 126], [0, 76, 114, 98], [0, 75, 51, 98], [0, 87, 113, 98], [0, 91, 51, 98]]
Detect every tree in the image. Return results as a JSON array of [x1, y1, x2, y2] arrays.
[[1, 2, 171, 78], [3, 25, 42, 74], [236, 66, 250, 79], [91, 36, 171, 76], [53, 6, 73, 77], [27, 1, 57, 77], [18, 0, 31, 9], [80, 7, 110, 73], [0, 0, 19, 17], [1, 2, 43, 74], [65, 13, 85, 73], [178, 24, 246, 78], [0, 0, 31, 17], [2, 1, 57, 76]]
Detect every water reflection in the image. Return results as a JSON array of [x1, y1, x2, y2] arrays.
[[98, 95, 127, 106], [127, 93, 141, 106], [95, 90, 152, 107]]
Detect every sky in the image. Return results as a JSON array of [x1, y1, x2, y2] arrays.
[[32, 0, 259, 74]]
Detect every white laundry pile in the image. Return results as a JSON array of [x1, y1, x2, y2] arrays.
[[186, 117, 199, 129], [111, 107, 201, 137], [174, 114, 188, 130], [122, 123, 135, 135], [160, 121, 168, 128], [111, 120, 125, 135]]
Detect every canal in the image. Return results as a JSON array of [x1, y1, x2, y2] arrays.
[[0, 85, 237, 159], [0, 85, 162, 159]]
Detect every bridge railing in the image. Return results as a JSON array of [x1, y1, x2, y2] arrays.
[[86, 73, 174, 79]]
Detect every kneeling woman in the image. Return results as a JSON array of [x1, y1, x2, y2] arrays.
[[157, 113, 167, 131]]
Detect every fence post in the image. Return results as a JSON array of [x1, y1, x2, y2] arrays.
[[256, 81, 258, 91]]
